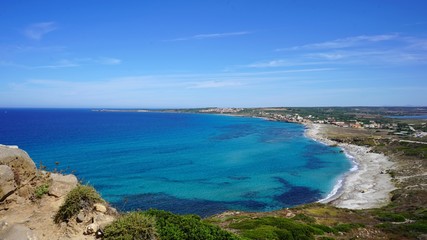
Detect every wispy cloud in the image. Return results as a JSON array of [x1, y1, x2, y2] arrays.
[[272, 34, 427, 66], [278, 34, 398, 51], [166, 31, 250, 41], [96, 57, 122, 65], [404, 37, 427, 50], [244, 59, 326, 68], [187, 81, 242, 89], [9, 45, 66, 53], [32, 59, 79, 69], [11, 68, 335, 93], [23, 22, 58, 40], [1, 57, 122, 69], [304, 47, 427, 65]]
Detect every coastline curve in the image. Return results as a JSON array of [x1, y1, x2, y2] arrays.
[[304, 123, 396, 209]]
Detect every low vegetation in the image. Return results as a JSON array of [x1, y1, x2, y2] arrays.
[[103, 212, 158, 240], [103, 209, 241, 239], [376, 212, 406, 222], [369, 204, 427, 238], [104, 207, 407, 240], [54, 184, 103, 223], [377, 221, 427, 239], [33, 183, 49, 199], [144, 209, 240, 240], [228, 216, 323, 240]]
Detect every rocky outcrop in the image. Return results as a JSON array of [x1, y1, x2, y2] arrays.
[[0, 145, 117, 239], [0, 165, 16, 201], [0, 145, 38, 203], [49, 173, 78, 198], [0, 145, 37, 184]]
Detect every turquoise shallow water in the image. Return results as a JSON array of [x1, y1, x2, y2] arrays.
[[0, 109, 351, 216]]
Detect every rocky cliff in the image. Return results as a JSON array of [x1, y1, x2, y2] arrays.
[[0, 145, 117, 240]]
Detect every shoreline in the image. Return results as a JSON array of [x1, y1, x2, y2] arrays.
[[93, 110, 398, 210], [304, 123, 396, 209], [216, 113, 397, 209]]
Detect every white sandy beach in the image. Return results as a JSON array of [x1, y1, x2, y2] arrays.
[[305, 123, 396, 209]]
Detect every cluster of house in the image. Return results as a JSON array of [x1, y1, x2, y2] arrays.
[[197, 108, 427, 138], [320, 120, 395, 129], [267, 113, 307, 123], [199, 108, 243, 113], [262, 112, 426, 137]]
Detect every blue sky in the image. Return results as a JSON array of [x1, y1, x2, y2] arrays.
[[1, 1, 427, 108]]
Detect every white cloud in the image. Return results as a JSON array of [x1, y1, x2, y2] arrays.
[[13, 45, 66, 52], [32, 59, 79, 69], [404, 37, 427, 50], [23, 22, 58, 40], [278, 34, 399, 51], [96, 57, 122, 65], [187, 81, 242, 89], [272, 34, 427, 65], [244, 59, 326, 68], [305, 53, 345, 60], [12, 68, 334, 94], [305, 49, 427, 64], [0, 57, 123, 69], [166, 31, 250, 41], [246, 60, 291, 68]]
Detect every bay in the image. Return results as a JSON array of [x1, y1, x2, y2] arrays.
[[0, 109, 351, 216]]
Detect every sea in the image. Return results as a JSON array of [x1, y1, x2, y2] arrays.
[[0, 109, 351, 217]]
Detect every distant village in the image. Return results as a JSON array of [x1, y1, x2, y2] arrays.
[[198, 108, 427, 138]]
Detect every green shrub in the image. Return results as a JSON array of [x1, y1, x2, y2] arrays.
[[229, 216, 322, 240], [376, 213, 406, 222], [333, 223, 364, 232], [308, 224, 336, 234], [241, 225, 293, 240], [103, 212, 157, 240], [54, 185, 102, 223], [292, 214, 316, 223], [377, 220, 427, 238], [317, 237, 335, 240], [34, 183, 49, 198], [406, 220, 427, 233], [414, 208, 427, 220], [145, 209, 240, 240], [376, 222, 393, 231]]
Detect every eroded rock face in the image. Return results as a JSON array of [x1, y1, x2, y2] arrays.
[[49, 173, 78, 198], [0, 145, 118, 239], [0, 165, 16, 200], [0, 145, 37, 184], [0, 223, 38, 240]]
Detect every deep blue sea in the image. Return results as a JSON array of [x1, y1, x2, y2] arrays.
[[0, 109, 351, 216]]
